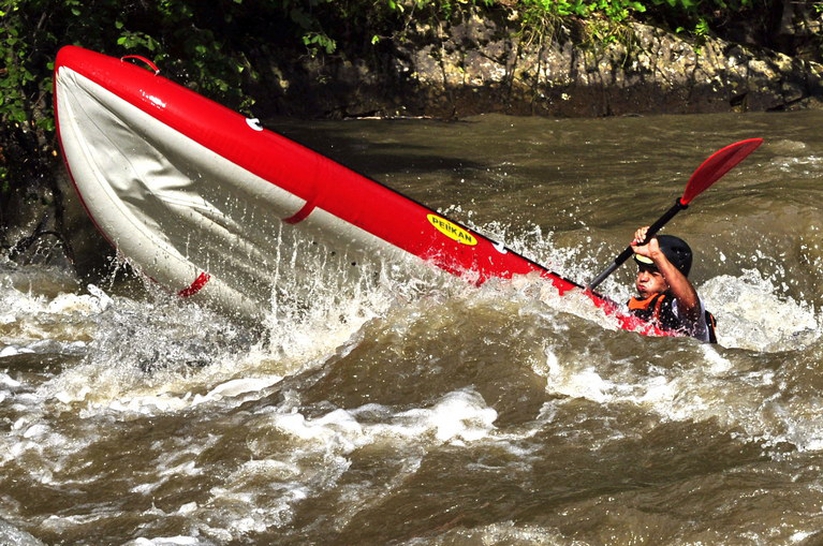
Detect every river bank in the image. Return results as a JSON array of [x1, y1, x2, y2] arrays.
[[252, 6, 823, 120]]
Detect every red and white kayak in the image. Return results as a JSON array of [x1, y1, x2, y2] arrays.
[[53, 45, 660, 333]]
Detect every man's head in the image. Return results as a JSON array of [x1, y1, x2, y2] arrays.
[[633, 235, 693, 298], [633, 235, 693, 276]]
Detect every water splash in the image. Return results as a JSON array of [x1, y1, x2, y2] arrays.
[[702, 269, 819, 352]]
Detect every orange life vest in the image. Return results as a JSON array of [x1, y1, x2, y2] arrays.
[[628, 292, 717, 343]]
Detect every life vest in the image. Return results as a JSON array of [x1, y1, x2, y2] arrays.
[[628, 292, 717, 343]]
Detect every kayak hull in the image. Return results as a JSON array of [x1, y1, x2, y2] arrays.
[[53, 45, 658, 334]]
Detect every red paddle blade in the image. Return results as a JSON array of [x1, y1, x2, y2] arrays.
[[681, 138, 763, 205]]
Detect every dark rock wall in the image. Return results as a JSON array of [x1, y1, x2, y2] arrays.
[[256, 11, 823, 120]]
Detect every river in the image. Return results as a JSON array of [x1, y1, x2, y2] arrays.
[[2, 109, 823, 545]]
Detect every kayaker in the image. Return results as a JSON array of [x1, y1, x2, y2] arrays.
[[628, 226, 717, 343]]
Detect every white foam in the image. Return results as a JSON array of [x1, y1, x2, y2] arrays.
[[191, 376, 283, 405], [0, 345, 33, 358], [394, 388, 498, 444], [79, 373, 284, 416], [545, 349, 613, 404], [0, 372, 21, 388], [126, 537, 205, 546], [702, 269, 820, 352], [191, 387, 501, 536]]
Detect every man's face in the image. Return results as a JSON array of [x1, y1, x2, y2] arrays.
[[635, 265, 669, 299]]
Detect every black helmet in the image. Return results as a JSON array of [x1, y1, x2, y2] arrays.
[[633, 234, 693, 276]]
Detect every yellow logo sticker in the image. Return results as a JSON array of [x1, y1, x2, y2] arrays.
[[427, 214, 478, 246]]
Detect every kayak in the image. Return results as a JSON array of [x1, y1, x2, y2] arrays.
[[52, 45, 668, 334]]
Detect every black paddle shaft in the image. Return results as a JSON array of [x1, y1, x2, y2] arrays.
[[587, 198, 688, 290]]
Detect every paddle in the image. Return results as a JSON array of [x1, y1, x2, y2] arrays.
[[587, 137, 763, 290]]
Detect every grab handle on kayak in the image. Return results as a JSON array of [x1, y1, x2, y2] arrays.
[[121, 54, 160, 75]]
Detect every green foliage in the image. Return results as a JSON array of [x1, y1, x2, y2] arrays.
[[0, 0, 293, 187], [644, 0, 755, 37], [288, 0, 338, 55], [0, 0, 59, 186], [528, 0, 647, 20], [515, 0, 648, 48], [649, 0, 751, 9]]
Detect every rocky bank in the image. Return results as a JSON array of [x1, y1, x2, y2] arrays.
[[256, 9, 823, 119]]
